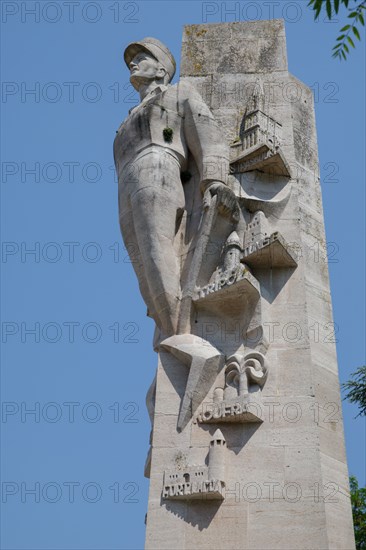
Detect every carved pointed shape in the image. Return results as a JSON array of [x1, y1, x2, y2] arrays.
[[225, 231, 241, 249], [212, 428, 225, 443], [250, 78, 266, 112], [160, 334, 224, 431]]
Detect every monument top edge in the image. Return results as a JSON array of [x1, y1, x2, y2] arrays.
[[181, 18, 288, 75], [183, 19, 285, 32]]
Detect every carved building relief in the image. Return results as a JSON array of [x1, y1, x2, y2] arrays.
[[162, 430, 226, 501]]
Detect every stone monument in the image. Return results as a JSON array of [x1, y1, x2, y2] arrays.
[[114, 20, 355, 550]]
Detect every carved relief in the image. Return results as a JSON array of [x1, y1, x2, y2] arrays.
[[196, 352, 268, 424], [230, 80, 291, 177], [194, 231, 260, 312], [115, 38, 297, 473], [162, 430, 226, 500], [243, 211, 298, 268]]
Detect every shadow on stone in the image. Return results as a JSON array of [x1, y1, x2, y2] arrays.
[[160, 349, 188, 404], [162, 498, 223, 530], [255, 266, 297, 305], [219, 423, 262, 454]]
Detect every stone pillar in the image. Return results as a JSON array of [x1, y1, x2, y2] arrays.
[[144, 20, 355, 550]]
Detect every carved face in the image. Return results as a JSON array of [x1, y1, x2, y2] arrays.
[[129, 51, 165, 90]]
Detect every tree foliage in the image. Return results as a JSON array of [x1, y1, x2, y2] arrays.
[[308, 0, 365, 59], [342, 366, 366, 417], [350, 476, 366, 549]]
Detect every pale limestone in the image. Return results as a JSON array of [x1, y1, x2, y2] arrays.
[[114, 21, 355, 550]]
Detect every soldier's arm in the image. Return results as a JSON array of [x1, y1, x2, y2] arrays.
[[181, 82, 229, 193], [180, 82, 238, 221]]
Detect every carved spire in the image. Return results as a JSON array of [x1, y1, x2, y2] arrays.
[[247, 78, 266, 113], [211, 428, 226, 444], [208, 429, 226, 482], [224, 231, 242, 250]]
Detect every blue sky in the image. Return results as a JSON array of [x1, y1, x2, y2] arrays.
[[1, 1, 365, 548]]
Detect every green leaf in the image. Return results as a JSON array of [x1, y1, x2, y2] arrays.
[[348, 11, 358, 18], [336, 34, 346, 40], [340, 24, 351, 31], [334, 0, 340, 13], [359, 13, 365, 25], [347, 35, 355, 47], [341, 49, 347, 60], [326, 0, 332, 18], [314, 0, 323, 18], [344, 43, 349, 53], [343, 0, 350, 7], [353, 26, 361, 39], [342, 367, 366, 417]]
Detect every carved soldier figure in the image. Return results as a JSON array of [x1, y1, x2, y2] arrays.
[[113, 37, 237, 339]]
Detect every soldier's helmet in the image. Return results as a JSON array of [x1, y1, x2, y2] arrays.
[[124, 37, 176, 82]]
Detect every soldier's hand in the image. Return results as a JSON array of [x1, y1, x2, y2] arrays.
[[203, 182, 240, 223]]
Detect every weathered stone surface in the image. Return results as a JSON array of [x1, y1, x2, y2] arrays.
[[181, 20, 288, 76], [114, 20, 355, 550]]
